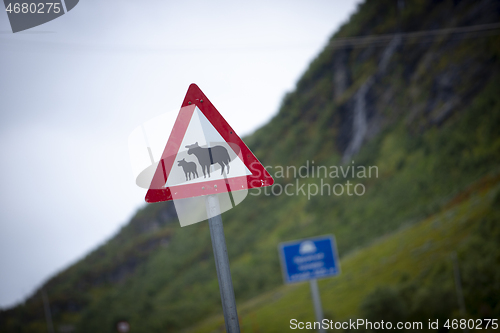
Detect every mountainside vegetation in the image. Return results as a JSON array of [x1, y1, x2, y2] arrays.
[[187, 174, 500, 332], [1, 0, 499, 332]]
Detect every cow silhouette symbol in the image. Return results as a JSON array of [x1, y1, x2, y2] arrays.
[[186, 142, 230, 178], [177, 158, 198, 181]]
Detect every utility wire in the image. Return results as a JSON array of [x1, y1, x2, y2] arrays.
[[1, 23, 499, 53], [326, 22, 500, 49]]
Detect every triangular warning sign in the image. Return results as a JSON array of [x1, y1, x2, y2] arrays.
[[145, 84, 274, 203]]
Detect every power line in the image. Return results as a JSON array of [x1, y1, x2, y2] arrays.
[[326, 22, 500, 49], [1, 23, 499, 54]]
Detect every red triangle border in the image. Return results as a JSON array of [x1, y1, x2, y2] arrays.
[[145, 84, 274, 203]]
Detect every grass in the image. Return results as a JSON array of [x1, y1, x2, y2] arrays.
[[185, 174, 500, 333]]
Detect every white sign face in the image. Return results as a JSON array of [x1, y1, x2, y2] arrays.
[[165, 106, 252, 187]]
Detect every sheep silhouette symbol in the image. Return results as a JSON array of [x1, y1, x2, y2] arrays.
[[185, 142, 230, 178], [177, 158, 198, 181]]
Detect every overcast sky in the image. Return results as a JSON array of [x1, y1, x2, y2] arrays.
[[0, 0, 361, 308]]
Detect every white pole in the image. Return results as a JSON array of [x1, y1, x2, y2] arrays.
[[42, 289, 54, 333], [452, 252, 468, 333], [309, 278, 326, 333], [206, 194, 240, 333]]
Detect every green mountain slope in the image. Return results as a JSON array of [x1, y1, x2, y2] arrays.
[[187, 174, 500, 332], [1, 0, 499, 332]]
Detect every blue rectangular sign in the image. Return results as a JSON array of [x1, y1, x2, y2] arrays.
[[278, 235, 340, 284]]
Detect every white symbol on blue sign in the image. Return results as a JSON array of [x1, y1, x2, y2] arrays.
[[299, 241, 316, 254], [279, 235, 340, 284]]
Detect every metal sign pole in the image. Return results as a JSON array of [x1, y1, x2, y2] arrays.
[[309, 278, 326, 333], [452, 252, 468, 333], [206, 194, 240, 333], [42, 289, 55, 333]]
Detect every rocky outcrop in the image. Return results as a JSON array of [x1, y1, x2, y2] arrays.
[[342, 35, 401, 163]]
